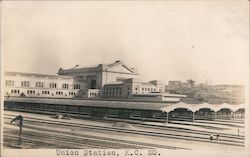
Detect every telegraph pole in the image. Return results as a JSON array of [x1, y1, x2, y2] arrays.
[[11, 115, 23, 147]]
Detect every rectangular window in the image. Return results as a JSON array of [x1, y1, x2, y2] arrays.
[[27, 90, 35, 94], [6, 80, 14, 86], [142, 88, 144, 91], [42, 91, 50, 95], [12, 89, 20, 94], [50, 83, 57, 88], [73, 84, 80, 89], [36, 82, 44, 88], [21, 81, 30, 87], [62, 83, 69, 89], [56, 91, 63, 95]]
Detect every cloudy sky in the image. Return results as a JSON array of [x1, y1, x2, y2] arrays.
[[2, 1, 249, 85]]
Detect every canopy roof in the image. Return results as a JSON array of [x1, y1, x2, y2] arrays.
[[5, 97, 245, 112]]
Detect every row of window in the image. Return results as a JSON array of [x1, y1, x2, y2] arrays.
[[89, 92, 101, 96], [105, 86, 156, 92], [56, 91, 63, 95], [105, 87, 122, 91], [27, 90, 35, 94], [5, 80, 80, 89], [9, 89, 76, 96], [105, 91, 122, 96], [142, 87, 156, 92], [21, 81, 30, 87], [42, 91, 50, 94], [11, 89, 20, 94], [6, 80, 14, 86], [69, 92, 76, 96], [105, 95, 122, 99]]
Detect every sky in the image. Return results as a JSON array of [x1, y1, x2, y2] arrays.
[[2, 1, 249, 85]]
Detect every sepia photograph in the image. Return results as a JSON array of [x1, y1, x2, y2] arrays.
[[0, 1, 249, 157]]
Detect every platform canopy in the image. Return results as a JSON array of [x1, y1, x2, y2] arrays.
[[160, 102, 245, 113], [5, 97, 245, 113], [4, 97, 173, 111]]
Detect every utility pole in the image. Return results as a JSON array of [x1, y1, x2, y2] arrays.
[[11, 115, 23, 146]]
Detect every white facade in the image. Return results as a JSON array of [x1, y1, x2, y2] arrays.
[[4, 72, 80, 99]]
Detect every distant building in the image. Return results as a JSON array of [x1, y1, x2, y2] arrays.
[[4, 60, 186, 102], [102, 78, 166, 99], [165, 80, 245, 104]]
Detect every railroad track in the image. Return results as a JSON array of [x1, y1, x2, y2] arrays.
[[5, 112, 244, 138], [107, 115, 244, 128], [4, 128, 146, 149], [4, 123, 188, 150], [97, 117, 245, 138], [4, 114, 244, 147]]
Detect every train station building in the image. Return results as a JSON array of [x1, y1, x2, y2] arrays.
[[4, 60, 246, 123], [5, 60, 185, 102]]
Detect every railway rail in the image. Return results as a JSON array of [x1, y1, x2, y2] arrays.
[[4, 114, 244, 147], [4, 118, 189, 149]]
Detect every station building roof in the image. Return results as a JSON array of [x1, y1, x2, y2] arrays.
[[5, 71, 74, 80]]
